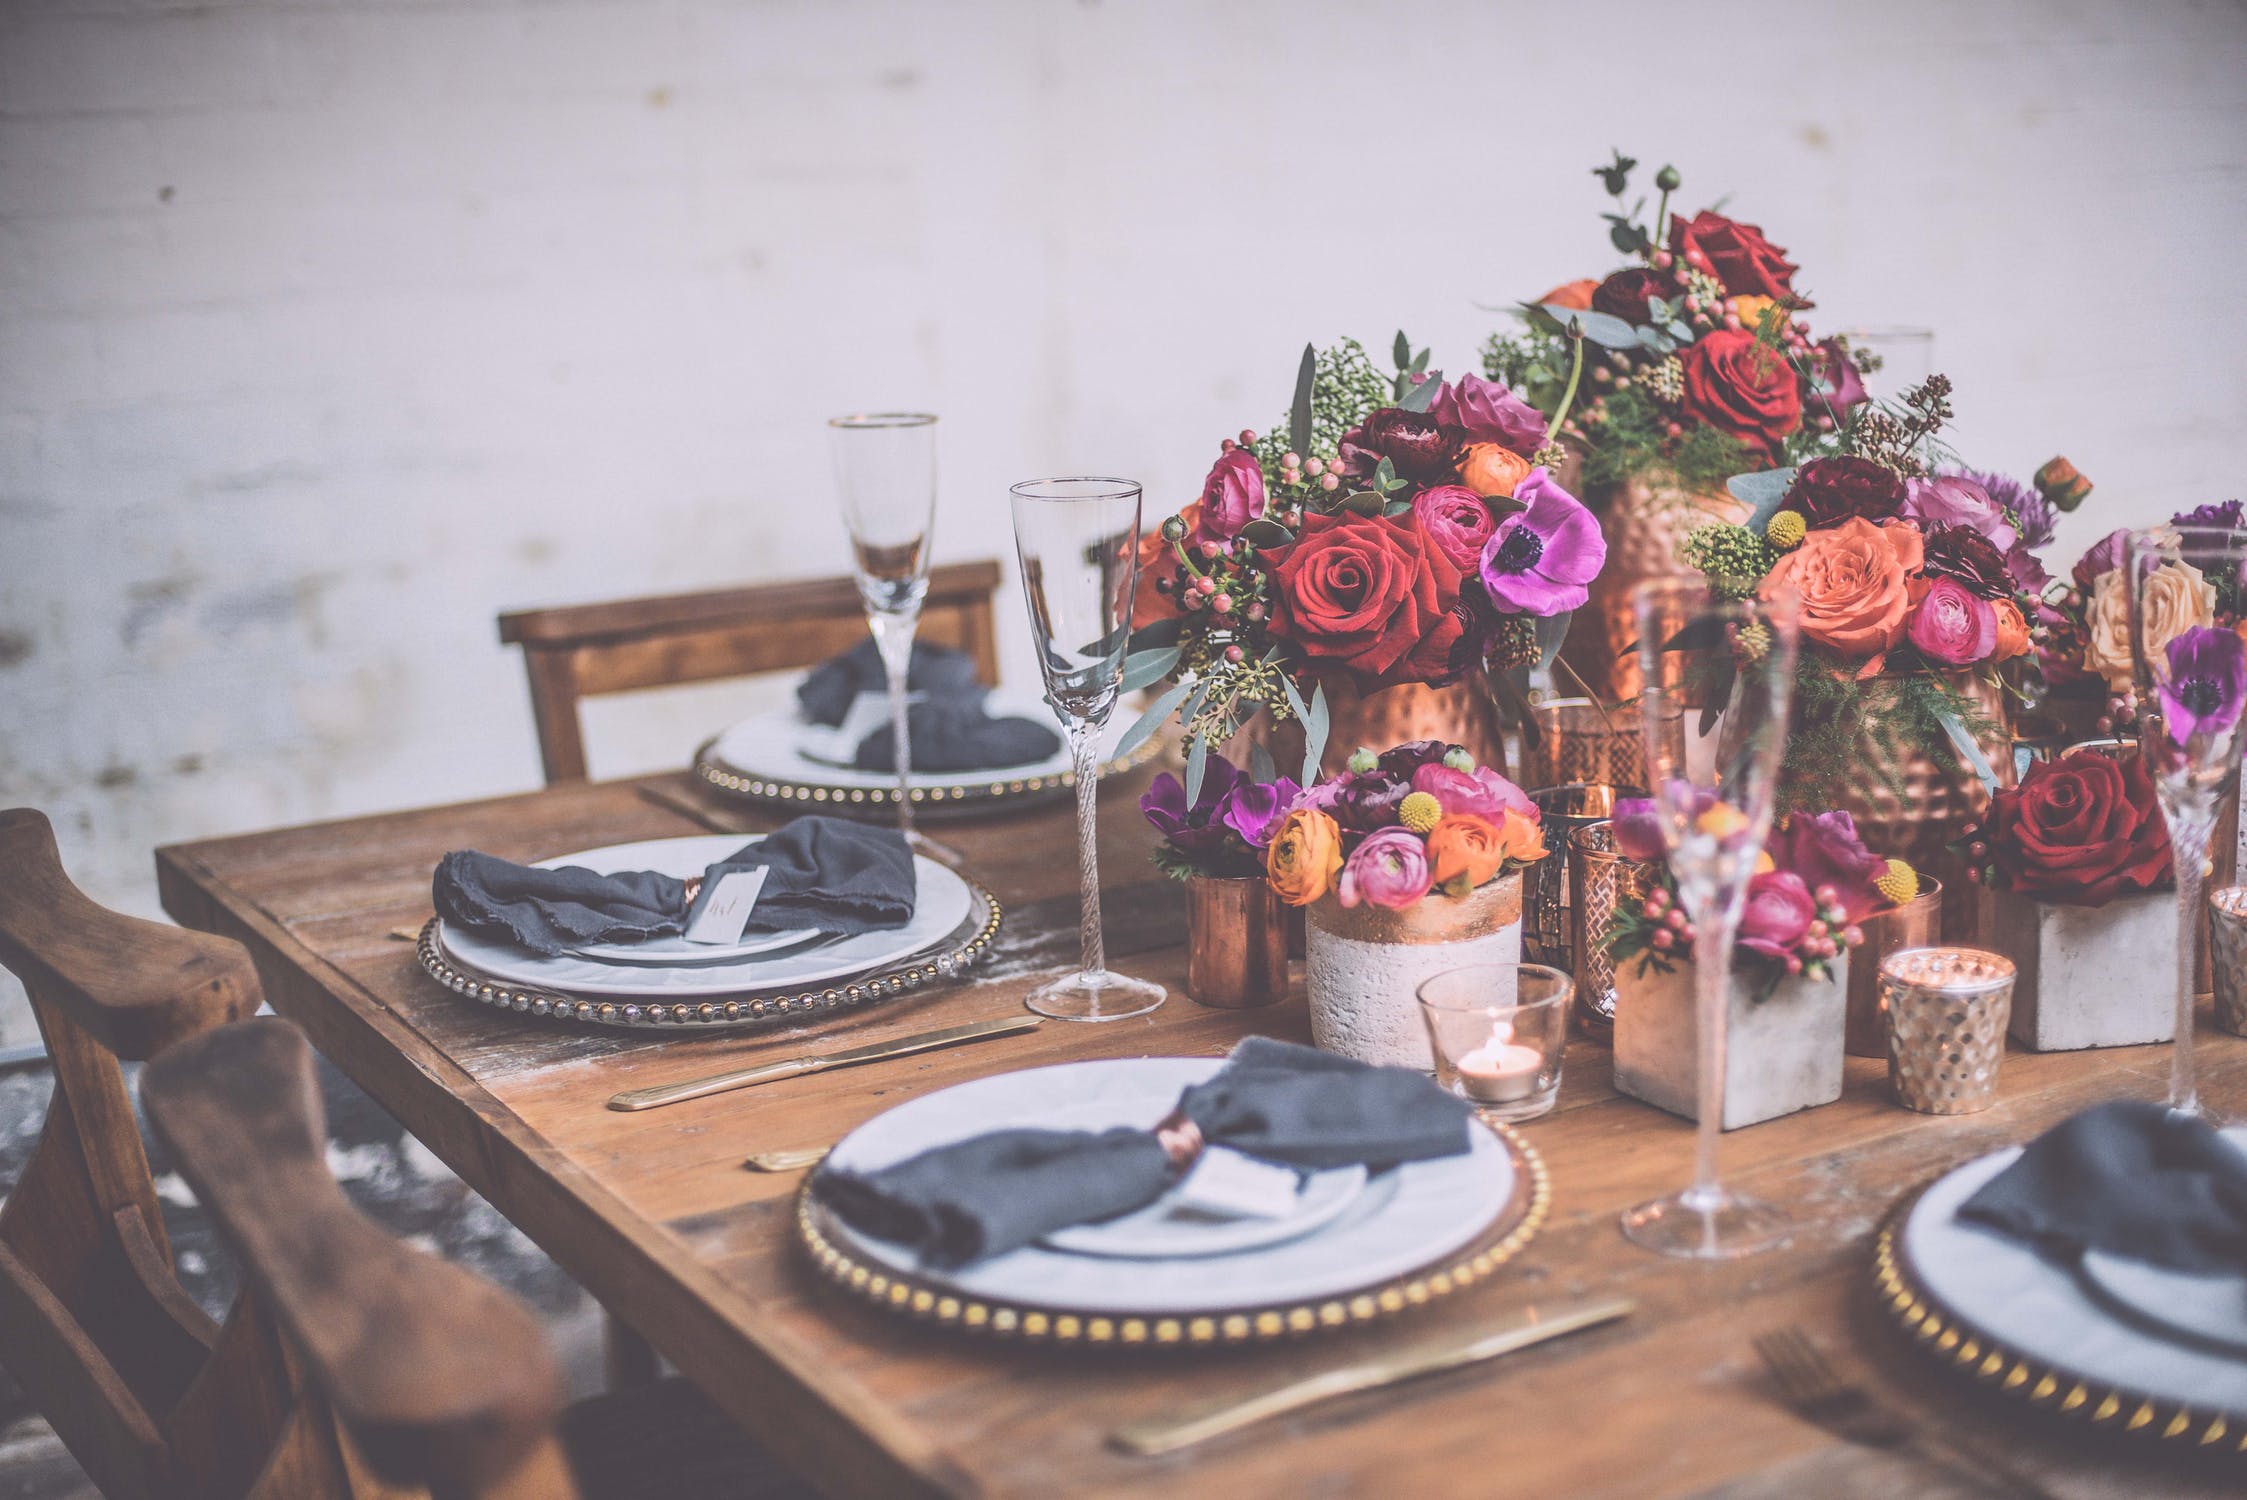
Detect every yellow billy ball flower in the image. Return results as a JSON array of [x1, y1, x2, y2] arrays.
[[1765, 510, 1807, 550], [1398, 791, 1443, 834], [1874, 858, 1919, 906]]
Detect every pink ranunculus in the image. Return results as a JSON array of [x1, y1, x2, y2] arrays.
[[1410, 485, 1499, 572], [1902, 475, 2018, 552], [1908, 576, 1999, 666], [1198, 448, 1265, 541], [1737, 871, 1818, 960], [1410, 763, 1536, 825], [1429, 374, 1547, 456], [1769, 809, 1888, 922], [1338, 827, 1434, 910]]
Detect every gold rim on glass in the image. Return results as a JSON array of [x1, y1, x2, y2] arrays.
[[828, 412, 937, 429]]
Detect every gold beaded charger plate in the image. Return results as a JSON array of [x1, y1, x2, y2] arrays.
[[1875, 1131, 2247, 1452], [695, 687, 1159, 818], [798, 1057, 1548, 1348]]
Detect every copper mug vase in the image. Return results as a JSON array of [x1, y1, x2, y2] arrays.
[[1184, 875, 1290, 1008]]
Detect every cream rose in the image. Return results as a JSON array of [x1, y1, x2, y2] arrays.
[[2085, 561, 2215, 689]]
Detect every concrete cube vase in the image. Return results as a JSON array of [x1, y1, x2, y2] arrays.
[[1993, 888, 2176, 1051], [1612, 954, 1848, 1130]]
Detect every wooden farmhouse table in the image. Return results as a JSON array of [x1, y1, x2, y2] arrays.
[[155, 767, 2245, 1499]]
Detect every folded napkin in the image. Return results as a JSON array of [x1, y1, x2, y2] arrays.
[[813, 1037, 1474, 1267], [1958, 1100, 2247, 1274], [852, 696, 1063, 774], [796, 639, 982, 728], [432, 817, 916, 957]]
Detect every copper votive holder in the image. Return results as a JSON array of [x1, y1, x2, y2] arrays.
[[1518, 698, 1684, 792], [1567, 819, 1663, 1035], [2209, 887, 2247, 1037], [1523, 784, 1638, 970], [1881, 947, 2016, 1114], [1843, 878, 1944, 1058], [1184, 875, 1290, 1008]]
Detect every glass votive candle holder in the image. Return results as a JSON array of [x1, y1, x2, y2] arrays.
[[1880, 947, 2016, 1115], [1416, 964, 1572, 1123], [2208, 886, 2247, 1037]]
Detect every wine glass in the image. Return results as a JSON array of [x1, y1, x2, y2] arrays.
[[2123, 522, 2247, 1123], [1008, 477, 1166, 1022], [829, 413, 938, 835], [1619, 578, 1801, 1259]]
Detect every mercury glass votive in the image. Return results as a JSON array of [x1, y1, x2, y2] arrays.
[[1416, 964, 1571, 1123], [1881, 948, 2016, 1115], [2208, 887, 2247, 1037], [1568, 819, 1662, 1035]]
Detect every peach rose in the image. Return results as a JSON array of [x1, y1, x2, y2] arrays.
[[2085, 561, 2215, 690], [1758, 516, 1922, 657], [1541, 279, 1599, 310], [1458, 442, 1532, 499], [1991, 597, 2031, 661], [1266, 806, 1343, 907]]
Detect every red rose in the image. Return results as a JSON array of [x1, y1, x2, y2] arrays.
[[1986, 751, 2173, 908], [1669, 210, 1807, 305], [1680, 330, 1801, 454], [1268, 510, 1468, 687], [1590, 267, 1671, 325], [1787, 455, 1905, 529]]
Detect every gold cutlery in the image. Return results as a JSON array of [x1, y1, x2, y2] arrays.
[[1109, 1297, 1633, 1457], [744, 1146, 831, 1173], [607, 1014, 1043, 1112]]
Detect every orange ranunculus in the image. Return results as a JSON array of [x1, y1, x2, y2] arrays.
[[1266, 807, 1343, 906], [1493, 809, 1546, 864], [1458, 442, 1532, 499], [1991, 597, 2031, 661], [1730, 294, 1777, 331], [1540, 279, 1599, 311], [1759, 515, 1919, 658], [1427, 814, 1504, 891]]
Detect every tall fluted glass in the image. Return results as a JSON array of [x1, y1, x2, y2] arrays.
[[2123, 522, 2247, 1123], [1008, 477, 1165, 1022], [830, 413, 938, 835], [1619, 579, 1801, 1259]]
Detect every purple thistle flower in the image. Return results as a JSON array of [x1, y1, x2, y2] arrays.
[[1478, 467, 1606, 616], [2172, 500, 2246, 532], [2159, 626, 2247, 744]]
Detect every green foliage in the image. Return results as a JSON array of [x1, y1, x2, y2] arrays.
[[1481, 328, 1575, 418], [1253, 337, 1392, 467], [1152, 839, 1265, 882], [1777, 659, 2003, 816], [1575, 383, 1757, 494], [1680, 523, 1775, 599]]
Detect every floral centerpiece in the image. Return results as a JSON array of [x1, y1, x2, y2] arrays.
[[1116, 336, 1605, 793], [1140, 752, 1300, 1009], [1600, 799, 1914, 1127], [1255, 739, 1545, 1067]]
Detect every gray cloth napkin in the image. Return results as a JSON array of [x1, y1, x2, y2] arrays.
[[1959, 1099, 2247, 1274], [812, 1037, 1474, 1267], [795, 637, 1061, 772], [796, 639, 982, 728], [432, 817, 915, 957]]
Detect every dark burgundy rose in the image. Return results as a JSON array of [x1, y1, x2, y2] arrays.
[[1669, 210, 1807, 305], [1920, 524, 2014, 600], [1374, 740, 1455, 778], [1679, 330, 1801, 455], [1590, 267, 1672, 325], [1332, 773, 1412, 832], [1338, 406, 1465, 484], [1985, 751, 2172, 908], [1786, 455, 1906, 528]]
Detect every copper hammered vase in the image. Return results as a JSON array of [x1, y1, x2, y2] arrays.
[[1560, 473, 1750, 704], [1183, 875, 1290, 1009], [1836, 670, 2014, 944], [1232, 676, 1509, 781]]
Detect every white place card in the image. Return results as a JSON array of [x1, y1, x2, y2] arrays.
[[683, 867, 769, 946], [1169, 1147, 1303, 1221]]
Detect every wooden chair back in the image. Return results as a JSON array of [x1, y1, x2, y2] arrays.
[[498, 559, 1006, 784], [141, 1017, 576, 1500]]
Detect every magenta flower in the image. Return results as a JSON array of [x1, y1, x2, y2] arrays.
[[1429, 373, 1547, 456], [1813, 339, 1867, 417], [1198, 448, 1265, 541], [1217, 775, 1302, 848], [1903, 475, 2018, 552], [1737, 871, 1818, 961], [2172, 501, 2245, 531], [1907, 577, 1998, 667], [1943, 465, 2053, 549], [1411, 763, 1536, 825], [1609, 796, 1669, 860], [1477, 468, 1606, 616], [1338, 828, 1434, 910], [2159, 626, 2247, 743], [1769, 809, 1887, 922], [1411, 485, 1499, 572], [1140, 754, 1244, 852]]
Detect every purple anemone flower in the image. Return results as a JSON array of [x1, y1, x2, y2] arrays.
[[1140, 753, 1244, 852], [1478, 467, 1606, 616], [2159, 626, 2247, 744], [1217, 774, 1301, 848]]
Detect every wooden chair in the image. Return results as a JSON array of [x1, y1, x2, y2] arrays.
[[499, 560, 1006, 784], [141, 1017, 810, 1500]]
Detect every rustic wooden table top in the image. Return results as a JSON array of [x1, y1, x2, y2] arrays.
[[155, 767, 2246, 1500]]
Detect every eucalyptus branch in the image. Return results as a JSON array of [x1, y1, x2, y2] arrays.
[[1543, 323, 1588, 446]]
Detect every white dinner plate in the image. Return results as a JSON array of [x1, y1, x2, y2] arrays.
[[435, 834, 973, 999], [531, 837, 821, 964], [1040, 1159, 1370, 1260], [813, 1057, 1518, 1316], [707, 687, 1123, 792]]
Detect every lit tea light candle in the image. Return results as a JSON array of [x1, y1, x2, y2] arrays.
[[1453, 1011, 1545, 1104]]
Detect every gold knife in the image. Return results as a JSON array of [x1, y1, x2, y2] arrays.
[[1109, 1297, 1633, 1457], [606, 1015, 1042, 1111]]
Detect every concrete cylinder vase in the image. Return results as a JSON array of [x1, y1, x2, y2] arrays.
[[1303, 874, 1523, 1070]]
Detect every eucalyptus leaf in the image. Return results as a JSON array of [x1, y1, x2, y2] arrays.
[[1534, 611, 1572, 672], [1699, 659, 1736, 737], [1539, 305, 1639, 350], [1240, 517, 1295, 551], [1663, 319, 1695, 345], [1726, 466, 1799, 530], [1397, 371, 1442, 413], [1635, 325, 1676, 355], [1935, 705, 2002, 794], [1661, 616, 1731, 654], [1393, 330, 1412, 367], [1114, 678, 1193, 760], [1302, 681, 1330, 787], [1118, 644, 1182, 693], [1383, 498, 1415, 518], [1645, 296, 1673, 324], [1248, 736, 1277, 787], [1342, 489, 1385, 517], [1289, 343, 1316, 461], [1128, 614, 1184, 651], [1277, 668, 1309, 724], [1409, 348, 1431, 374], [1185, 735, 1210, 805]]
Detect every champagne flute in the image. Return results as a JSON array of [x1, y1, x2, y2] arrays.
[[1619, 578, 1800, 1259], [2123, 522, 2247, 1122], [829, 413, 938, 835], [1008, 477, 1166, 1022]]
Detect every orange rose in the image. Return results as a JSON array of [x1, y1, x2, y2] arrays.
[[1540, 279, 1598, 311], [1266, 807, 1343, 906], [1760, 516, 1920, 657], [1427, 815, 1505, 891], [1458, 442, 1531, 499], [1991, 597, 2030, 661]]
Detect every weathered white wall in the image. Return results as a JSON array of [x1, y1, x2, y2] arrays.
[[4, 0, 2244, 1042]]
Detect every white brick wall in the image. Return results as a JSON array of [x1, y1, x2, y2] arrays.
[[3, 0, 2244, 1043]]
